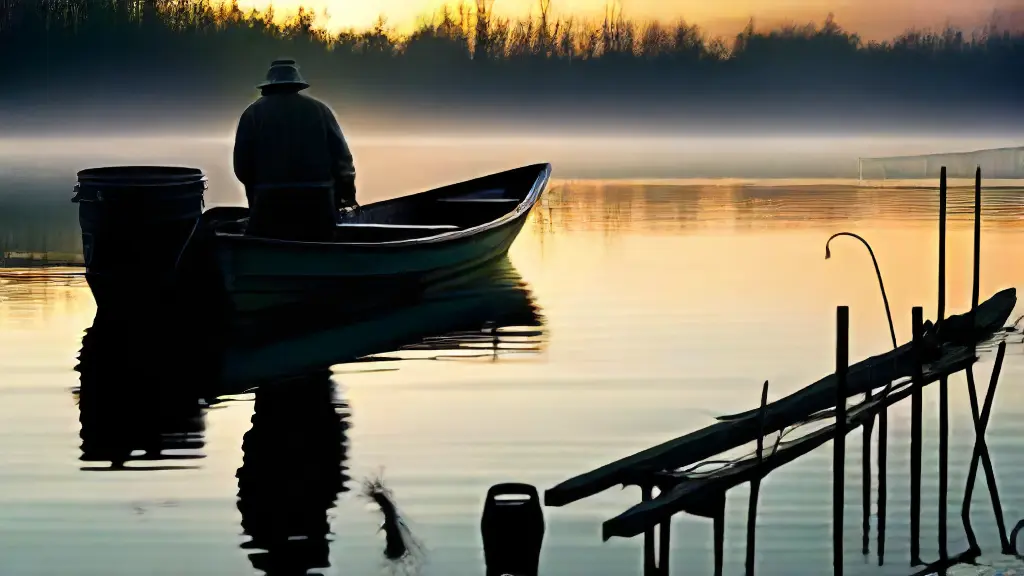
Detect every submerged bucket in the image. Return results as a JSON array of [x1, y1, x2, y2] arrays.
[[73, 166, 207, 308]]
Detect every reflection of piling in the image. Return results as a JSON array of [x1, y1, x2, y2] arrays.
[[862, 408, 871, 556], [877, 385, 887, 566], [834, 307, 849, 576], [910, 307, 923, 565], [642, 484, 655, 575], [962, 343, 1011, 553], [745, 381, 769, 576], [659, 509, 671, 576], [713, 502, 725, 576]]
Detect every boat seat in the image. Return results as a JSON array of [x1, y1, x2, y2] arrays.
[[336, 223, 459, 231], [333, 223, 459, 243]]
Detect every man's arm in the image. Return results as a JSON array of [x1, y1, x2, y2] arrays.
[[323, 104, 357, 208]]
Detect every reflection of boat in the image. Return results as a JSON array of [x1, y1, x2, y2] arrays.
[[196, 164, 551, 315], [215, 256, 545, 390], [72, 256, 542, 573]]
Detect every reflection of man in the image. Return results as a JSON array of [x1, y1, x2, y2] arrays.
[[232, 59, 357, 214]]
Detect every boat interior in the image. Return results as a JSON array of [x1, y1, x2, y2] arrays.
[[211, 164, 549, 244]]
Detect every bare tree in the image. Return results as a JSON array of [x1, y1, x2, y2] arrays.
[[474, 0, 494, 59]]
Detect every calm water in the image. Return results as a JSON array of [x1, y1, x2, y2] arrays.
[[2, 160, 1024, 575]]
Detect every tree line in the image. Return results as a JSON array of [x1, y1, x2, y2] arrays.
[[1, 0, 1021, 114]]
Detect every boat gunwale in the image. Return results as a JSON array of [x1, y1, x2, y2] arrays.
[[212, 163, 551, 249]]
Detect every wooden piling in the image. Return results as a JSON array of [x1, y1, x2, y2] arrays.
[[746, 380, 769, 576], [937, 166, 949, 560], [834, 306, 849, 576], [938, 166, 947, 317], [910, 306, 923, 566], [973, 166, 982, 313]]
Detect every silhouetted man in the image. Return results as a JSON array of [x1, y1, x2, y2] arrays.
[[233, 59, 357, 217]]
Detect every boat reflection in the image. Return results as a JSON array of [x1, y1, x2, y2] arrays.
[[213, 256, 545, 391], [73, 256, 544, 574]]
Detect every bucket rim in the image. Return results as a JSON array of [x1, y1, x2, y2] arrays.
[[77, 166, 207, 184]]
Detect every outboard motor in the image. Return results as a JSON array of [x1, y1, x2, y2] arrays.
[[481, 483, 545, 576], [73, 166, 207, 309]]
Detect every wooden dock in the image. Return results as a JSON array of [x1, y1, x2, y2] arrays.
[[543, 167, 1019, 575]]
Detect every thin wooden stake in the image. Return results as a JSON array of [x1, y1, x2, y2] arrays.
[[746, 380, 769, 576], [939, 371, 949, 561], [910, 306, 923, 566], [936, 166, 949, 561], [862, 415, 872, 556], [973, 166, 982, 314], [834, 306, 849, 576], [937, 165, 947, 321]]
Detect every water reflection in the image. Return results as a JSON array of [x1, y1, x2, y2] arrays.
[[237, 370, 350, 576], [74, 308, 208, 471], [216, 257, 545, 389], [533, 183, 1024, 234], [71, 256, 545, 574]]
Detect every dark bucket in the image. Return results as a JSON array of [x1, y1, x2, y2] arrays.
[[73, 166, 207, 308], [481, 483, 545, 576]]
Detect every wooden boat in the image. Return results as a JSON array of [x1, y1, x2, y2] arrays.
[[544, 287, 1017, 508], [193, 164, 551, 316]]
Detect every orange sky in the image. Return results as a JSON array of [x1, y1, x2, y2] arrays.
[[230, 0, 1022, 40]]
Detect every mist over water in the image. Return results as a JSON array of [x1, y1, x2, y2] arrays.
[[4, 129, 1024, 187], [2, 126, 1020, 258]]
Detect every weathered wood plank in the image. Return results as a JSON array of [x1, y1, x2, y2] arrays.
[[599, 349, 975, 540], [544, 289, 1013, 509]]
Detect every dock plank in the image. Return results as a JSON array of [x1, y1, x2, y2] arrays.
[[600, 349, 975, 539], [544, 289, 1014, 508]]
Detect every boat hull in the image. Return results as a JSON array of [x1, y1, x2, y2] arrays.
[[216, 216, 529, 314], [210, 164, 550, 316]]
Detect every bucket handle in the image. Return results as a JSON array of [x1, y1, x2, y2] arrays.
[[71, 184, 103, 203]]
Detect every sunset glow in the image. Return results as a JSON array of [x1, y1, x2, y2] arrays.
[[228, 0, 1016, 40]]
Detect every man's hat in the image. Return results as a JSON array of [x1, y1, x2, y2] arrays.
[[257, 59, 310, 90]]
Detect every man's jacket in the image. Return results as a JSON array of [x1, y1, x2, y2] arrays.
[[232, 92, 355, 208]]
